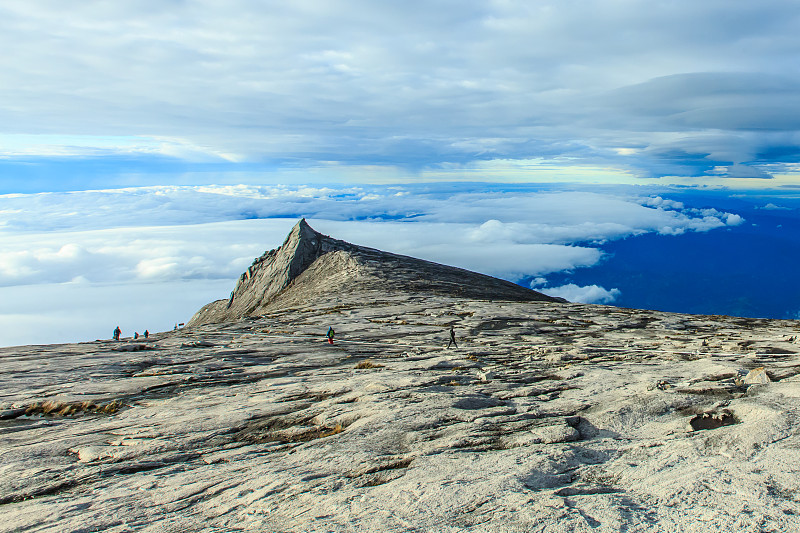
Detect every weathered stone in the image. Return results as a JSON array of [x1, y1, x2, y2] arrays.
[[453, 395, 505, 410], [187, 219, 562, 325], [743, 367, 772, 385], [112, 343, 149, 352], [3, 220, 800, 531]]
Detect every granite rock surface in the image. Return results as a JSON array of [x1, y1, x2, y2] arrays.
[[3, 221, 800, 532], [188, 219, 561, 326]]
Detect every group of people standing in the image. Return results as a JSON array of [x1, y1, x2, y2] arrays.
[[112, 323, 457, 347], [111, 323, 457, 346], [112, 326, 149, 341]]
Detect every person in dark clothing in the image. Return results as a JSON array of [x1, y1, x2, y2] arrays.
[[113, 326, 121, 341], [144, 330, 149, 339], [326, 327, 335, 344], [447, 325, 457, 349], [134, 332, 139, 339]]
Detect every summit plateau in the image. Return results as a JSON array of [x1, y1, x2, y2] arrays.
[[2, 219, 800, 532]]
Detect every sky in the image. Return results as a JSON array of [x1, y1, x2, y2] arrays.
[[3, 0, 800, 190], [1, 1, 800, 345]]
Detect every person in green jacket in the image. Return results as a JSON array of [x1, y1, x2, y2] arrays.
[[327, 327, 335, 344]]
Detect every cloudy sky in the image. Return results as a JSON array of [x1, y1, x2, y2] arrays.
[[2, 1, 800, 345], [3, 0, 800, 190]]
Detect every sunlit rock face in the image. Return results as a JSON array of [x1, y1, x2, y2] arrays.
[[3, 221, 800, 532], [188, 219, 561, 326]]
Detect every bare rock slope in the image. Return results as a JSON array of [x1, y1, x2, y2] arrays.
[[3, 220, 800, 532], [189, 219, 561, 325]]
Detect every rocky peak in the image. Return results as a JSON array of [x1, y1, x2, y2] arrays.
[[220, 219, 331, 315], [267, 218, 326, 287], [188, 219, 562, 325]]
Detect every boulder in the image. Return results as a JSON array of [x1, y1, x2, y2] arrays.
[[743, 367, 771, 385]]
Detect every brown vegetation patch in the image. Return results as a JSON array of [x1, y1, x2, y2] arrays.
[[355, 359, 384, 369], [24, 400, 122, 417], [236, 412, 354, 444], [275, 389, 350, 403]]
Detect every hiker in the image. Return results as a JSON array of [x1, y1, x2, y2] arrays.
[[134, 332, 139, 339], [326, 327, 335, 344], [113, 326, 121, 341], [144, 330, 149, 339], [447, 325, 457, 349]]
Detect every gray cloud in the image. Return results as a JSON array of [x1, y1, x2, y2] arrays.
[[2, 1, 800, 180]]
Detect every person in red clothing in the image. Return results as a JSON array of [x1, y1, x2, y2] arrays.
[[326, 327, 335, 344]]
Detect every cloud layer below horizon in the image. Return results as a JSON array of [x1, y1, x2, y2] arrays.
[[0, 184, 747, 345], [0, 184, 745, 285], [3, 1, 800, 190]]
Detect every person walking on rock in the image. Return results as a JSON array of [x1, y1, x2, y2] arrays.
[[113, 326, 121, 341], [144, 330, 149, 339], [326, 327, 335, 344], [447, 325, 457, 349]]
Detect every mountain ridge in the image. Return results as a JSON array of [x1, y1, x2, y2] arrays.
[[189, 218, 562, 325]]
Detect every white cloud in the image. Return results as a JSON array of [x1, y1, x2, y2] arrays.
[[0, 187, 746, 241], [0, 279, 232, 347], [759, 203, 791, 210], [0, 184, 749, 346], [1, 2, 800, 179], [0, 219, 284, 287], [539, 283, 622, 304], [0, 185, 746, 286], [725, 213, 745, 225]]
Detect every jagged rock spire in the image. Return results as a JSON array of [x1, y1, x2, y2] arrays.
[[223, 219, 326, 314], [189, 218, 562, 325]]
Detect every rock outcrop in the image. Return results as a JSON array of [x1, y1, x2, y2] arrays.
[[5, 219, 800, 531], [189, 219, 562, 325], [4, 292, 800, 531]]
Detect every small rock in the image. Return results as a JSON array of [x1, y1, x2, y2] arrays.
[[181, 340, 215, 348], [72, 446, 113, 463], [475, 370, 495, 382], [0, 408, 26, 420], [652, 380, 669, 390], [453, 396, 504, 410], [743, 367, 771, 385], [528, 424, 580, 444], [113, 344, 149, 352]]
